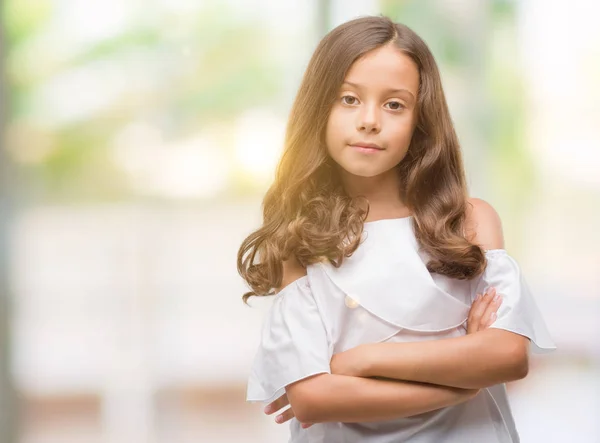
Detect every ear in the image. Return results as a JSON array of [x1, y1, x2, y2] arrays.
[[464, 198, 505, 250]]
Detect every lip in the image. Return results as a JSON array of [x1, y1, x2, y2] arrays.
[[349, 142, 384, 153], [350, 142, 383, 150]]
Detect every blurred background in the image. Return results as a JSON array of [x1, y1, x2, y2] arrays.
[[1, 0, 599, 442]]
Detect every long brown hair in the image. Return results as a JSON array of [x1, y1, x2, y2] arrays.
[[238, 15, 486, 303]]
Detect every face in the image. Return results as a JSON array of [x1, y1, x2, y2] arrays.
[[325, 44, 420, 180]]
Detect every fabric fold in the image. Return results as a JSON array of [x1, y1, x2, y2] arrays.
[[316, 218, 470, 332], [246, 276, 332, 404], [475, 249, 557, 354]]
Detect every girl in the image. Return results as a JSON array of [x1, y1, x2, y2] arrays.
[[238, 15, 555, 442]]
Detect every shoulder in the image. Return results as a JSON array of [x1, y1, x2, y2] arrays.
[[464, 197, 505, 250]]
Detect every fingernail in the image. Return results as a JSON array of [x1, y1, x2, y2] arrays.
[[264, 405, 272, 414], [275, 414, 283, 423], [493, 293, 500, 302]]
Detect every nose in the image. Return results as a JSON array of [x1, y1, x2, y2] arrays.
[[356, 103, 381, 134]]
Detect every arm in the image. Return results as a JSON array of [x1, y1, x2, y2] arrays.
[[285, 373, 478, 424], [267, 258, 475, 426], [332, 198, 529, 389], [269, 286, 502, 427], [355, 329, 529, 389]]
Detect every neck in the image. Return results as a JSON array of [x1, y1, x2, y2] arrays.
[[338, 167, 411, 220]]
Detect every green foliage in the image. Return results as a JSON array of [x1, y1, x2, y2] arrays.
[[5, 1, 283, 201], [3, 0, 53, 43]]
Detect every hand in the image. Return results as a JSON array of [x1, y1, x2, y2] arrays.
[[330, 344, 368, 377], [455, 386, 482, 403], [264, 393, 313, 429], [467, 287, 502, 334]]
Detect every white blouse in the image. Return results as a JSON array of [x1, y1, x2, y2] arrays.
[[246, 216, 556, 443]]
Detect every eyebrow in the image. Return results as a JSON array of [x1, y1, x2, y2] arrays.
[[341, 81, 415, 100]]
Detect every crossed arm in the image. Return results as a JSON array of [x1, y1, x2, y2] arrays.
[[267, 287, 529, 425], [267, 199, 529, 425], [281, 372, 479, 424], [333, 327, 529, 390]]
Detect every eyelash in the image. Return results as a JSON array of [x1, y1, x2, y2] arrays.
[[340, 95, 405, 111]]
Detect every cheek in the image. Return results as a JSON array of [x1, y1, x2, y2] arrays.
[[393, 125, 415, 144], [325, 110, 346, 147], [387, 115, 417, 146]]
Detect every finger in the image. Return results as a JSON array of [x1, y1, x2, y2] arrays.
[[476, 288, 497, 331], [469, 288, 496, 332], [264, 394, 289, 415], [301, 423, 314, 429], [480, 288, 501, 326], [275, 407, 295, 424], [481, 290, 503, 328], [468, 289, 494, 333], [467, 293, 484, 334]]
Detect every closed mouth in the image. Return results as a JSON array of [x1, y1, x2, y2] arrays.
[[350, 143, 384, 150]]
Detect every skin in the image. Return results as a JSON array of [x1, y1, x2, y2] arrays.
[[265, 289, 502, 426], [263, 45, 529, 426], [327, 199, 529, 392], [325, 42, 418, 220]]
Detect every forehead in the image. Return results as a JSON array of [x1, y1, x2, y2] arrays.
[[343, 44, 419, 96]]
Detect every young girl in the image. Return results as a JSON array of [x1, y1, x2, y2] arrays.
[[238, 15, 556, 442]]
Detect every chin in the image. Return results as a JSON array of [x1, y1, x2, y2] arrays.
[[341, 164, 385, 178]]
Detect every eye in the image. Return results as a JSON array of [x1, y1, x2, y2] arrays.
[[385, 101, 405, 111], [341, 95, 359, 105]]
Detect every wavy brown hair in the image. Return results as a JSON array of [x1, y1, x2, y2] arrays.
[[238, 15, 486, 303]]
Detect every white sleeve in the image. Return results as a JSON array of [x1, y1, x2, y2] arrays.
[[473, 249, 557, 354], [246, 276, 332, 404]]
